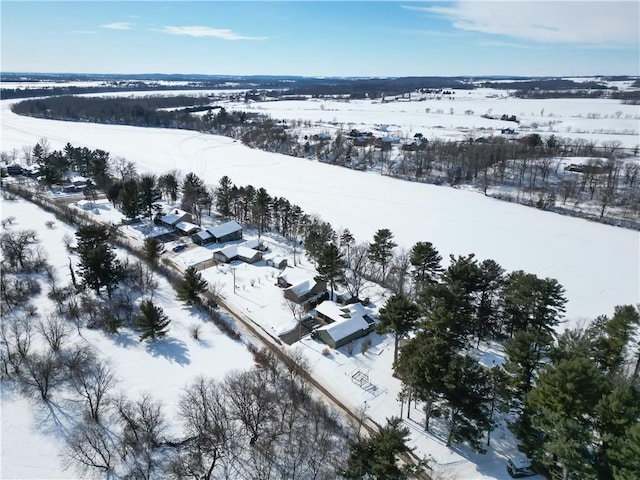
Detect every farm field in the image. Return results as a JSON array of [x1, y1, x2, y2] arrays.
[[223, 89, 640, 148], [2, 97, 639, 326]]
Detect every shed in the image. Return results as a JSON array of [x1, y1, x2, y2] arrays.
[[266, 255, 287, 270]]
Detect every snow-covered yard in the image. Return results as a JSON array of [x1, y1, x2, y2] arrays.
[[0, 197, 255, 479]]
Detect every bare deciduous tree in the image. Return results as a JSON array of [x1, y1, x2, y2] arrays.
[[169, 376, 238, 480], [71, 358, 116, 423], [37, 315, 69, 352], [344, 242, 370, 300], [21, 351, 61, 401], [64, 420, 117, 476], [224, 369, 277, 446]]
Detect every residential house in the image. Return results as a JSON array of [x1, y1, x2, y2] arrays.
[[283, 279, 327, 307], [208, 220, 243, 243], [159, 209, 193, 229], [277, 266, 310, 288], [314, 301, 375, 348], [212, 243, 263, 264], [191, 220, 243, 246]]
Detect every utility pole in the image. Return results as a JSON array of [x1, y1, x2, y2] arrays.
[[232, 267, 237, 294]]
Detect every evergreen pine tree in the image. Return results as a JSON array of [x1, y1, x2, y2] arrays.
[[142, 237, 163, 265], [216, 175, 234, 217], [376, 294, 419, 366], [526, 356, 607, 479], [395, 332, 453, 431], [314, 242, 346, 300], [138, 173, 157, 218], [502, 271, 566, 337], [119, 178, 140, 219], [75, 224, 123, 298], [135, 299, 170, 342], [177, 267, 208, 305], [442, 355, 491, 451], [410, 241, 443, 292], [609, 422, 640, 480], [342, 417, 423, 480], [368, 228, 397, 281]]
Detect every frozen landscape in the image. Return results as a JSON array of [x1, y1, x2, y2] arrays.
[[1, 82, 639, 480]]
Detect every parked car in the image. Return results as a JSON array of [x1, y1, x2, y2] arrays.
[[172, 244, 186, 253], [507, 455, 536, 478]]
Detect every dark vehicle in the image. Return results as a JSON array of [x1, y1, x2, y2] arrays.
[[172, 244, 186, 252], [507, 456, 536, 478]]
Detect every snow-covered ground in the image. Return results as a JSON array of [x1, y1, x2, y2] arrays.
[[1, 91, 639, 479], [0, 197, 256, 479], [222, 90, 640, 148], [2, 99, 638, 326]]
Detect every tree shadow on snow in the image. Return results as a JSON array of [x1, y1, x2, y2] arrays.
[[34, 398, 81, 438], [145, 337, 190, 365], [111, 331, 138, 349]]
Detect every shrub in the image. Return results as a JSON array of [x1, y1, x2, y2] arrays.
[[360, 337, 372, 354], [189, 324, 201, 340]]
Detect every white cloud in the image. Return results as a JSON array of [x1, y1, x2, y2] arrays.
[[408, 1, 639, 45], [101, 22, 134, 30], [162, 26, 266, 40]]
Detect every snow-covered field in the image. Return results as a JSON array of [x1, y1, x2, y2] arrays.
[[2, 99, 638, 325], [222, 90, 640, 148], [1, 91, 639, 479]]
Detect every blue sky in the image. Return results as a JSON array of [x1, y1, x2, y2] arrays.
[[2, 1, 639, 77]]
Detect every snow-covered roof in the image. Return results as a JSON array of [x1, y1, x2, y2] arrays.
[[277, 266, 312, 285], [316, 301, 373, 342], [69, 175, 89, 184], [175, 221, 200, 233], [76, 199, 94, 208], [193, 230, 213, 242], [242, 238, 263, 249], [285, 279, 316, 296], [315, 300, 351, 323], [213, 244, 261, 261], [207, 220, 242, 239], [161, 209, 189, 226]]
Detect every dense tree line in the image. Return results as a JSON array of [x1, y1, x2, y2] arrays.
[[11, 96, 253, 132]]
